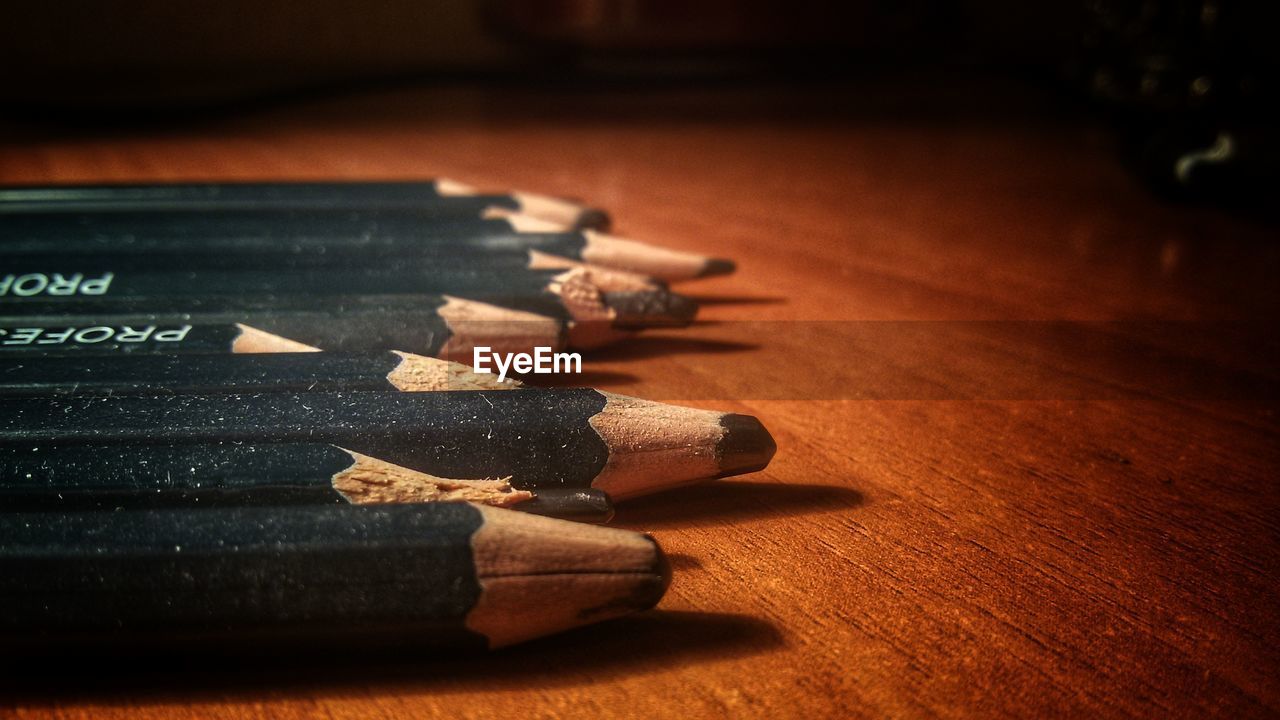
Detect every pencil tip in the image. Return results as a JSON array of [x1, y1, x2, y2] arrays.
[[520, 488, 616, 523], [717, 414, 777, 477], [602, 291, 698, 328], [641, 535, 673, 608], [572, 208, 613, 232], [699, 258, 737, 277]]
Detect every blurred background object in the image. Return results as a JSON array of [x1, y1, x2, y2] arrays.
[[0, 0, 1275, 205]]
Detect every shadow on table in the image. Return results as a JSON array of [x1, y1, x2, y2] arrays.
[[516, 368, 641, 387], [0, 611, 782, 705], [614, 480, 865, 530], [587, 336, 759, 361], [684, 295, 787, 306]]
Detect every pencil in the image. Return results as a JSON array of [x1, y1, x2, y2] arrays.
[[0, 178, 610, 230], [0, 503, 666, 649], [0, 295, 567, 356], [0, 245, 664, 292], [0, 443, 614, 522], [0, 389, 776, 499], [0, 210, 732, 281], [0, 264, 697, 334]]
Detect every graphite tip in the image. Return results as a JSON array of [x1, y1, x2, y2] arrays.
[[716, 413, 777, 477], [698, 258, 738, 278], [640, 535, 673, 609], [520, 488, 616, 524], [603, 290, 699, 328], [572, 208, 613, 232]]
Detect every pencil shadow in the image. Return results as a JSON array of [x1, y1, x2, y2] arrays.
[[613, 480, 865, 530], [589, 336, 759, 361], [684, 295, 787, 306], [664, 553, 705, 571], [0, 611, 782, 705], [513, 369, 640, 387]]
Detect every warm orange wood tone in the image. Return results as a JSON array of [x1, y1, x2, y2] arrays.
[[1, 79, 1276, 718]]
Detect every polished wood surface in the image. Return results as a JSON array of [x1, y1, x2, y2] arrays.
[[2, 79, 1277, 718]]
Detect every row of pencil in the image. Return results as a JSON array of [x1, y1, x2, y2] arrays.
[[0, 180, 728, 357], [0, 180, 774, 652]]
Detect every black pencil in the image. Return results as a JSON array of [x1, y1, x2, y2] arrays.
[[0, 350, 523, 394], [0, 210, 731, 281], [0, 245, 664, 293], [0, 295, 567, 356], [0, 263, 697, 335], [0, 178, 610, 230], [0, 389, 776, 499], [0, 503, 666, 649], [0, 442, 614, 522]]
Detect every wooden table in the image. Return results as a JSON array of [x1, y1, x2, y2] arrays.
[[3, 77, 1277, 718]]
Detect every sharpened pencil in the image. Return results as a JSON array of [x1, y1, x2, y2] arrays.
[[0, 295, 567, 356], [0, 178, 609, 230], [0, 263, 697, 335], [0, 503, 665, 649], [0, 443, 614, 522], [0, 210, 730, 281], [0, 389, 776, 499]]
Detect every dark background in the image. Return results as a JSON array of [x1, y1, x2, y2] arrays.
[[1, 1, 1276, 207]]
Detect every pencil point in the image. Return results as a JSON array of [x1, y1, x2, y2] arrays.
[[520, 488, 616, 524], [717, 414, 776, 477], [638, 535, 672, 608], [602, 291, 698, 328], [572, 208, 613, 232], [699, 258, 737, 277]]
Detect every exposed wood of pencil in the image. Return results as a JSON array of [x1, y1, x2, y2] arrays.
[[434, 295, 567, 358], [590, 393, 777, 499], [385, 351, 524, 391], [501, 211, 733, 280], [331, 450, 531, 506], [467, 504, 666, 647], [231, 323, 320, 353]]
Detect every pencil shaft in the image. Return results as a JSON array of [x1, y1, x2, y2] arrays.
[[0, 504, 489, 648], [0, 442, 369, 505], [0, 248, 594, 282], [0, 390, 613, 488], [0, 181, 611, 230], [0, 263, 566, 302], [0, 181, 515, 214], [0, 351, 409, 394], [0, 443, 613, 523], [0, 213, 589, 260], [0, 272, 586, 326], [0, 294, 568, 356]]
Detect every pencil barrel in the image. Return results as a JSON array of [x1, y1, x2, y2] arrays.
[[0, 390, 613, 489], [0, 352, 411, 395], [0, 504, 491, 649], [0, 182, 520, 215], [0, 214, 588, 260]]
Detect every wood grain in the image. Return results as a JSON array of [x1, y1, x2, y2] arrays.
[[1, 77, 1277, 718]]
